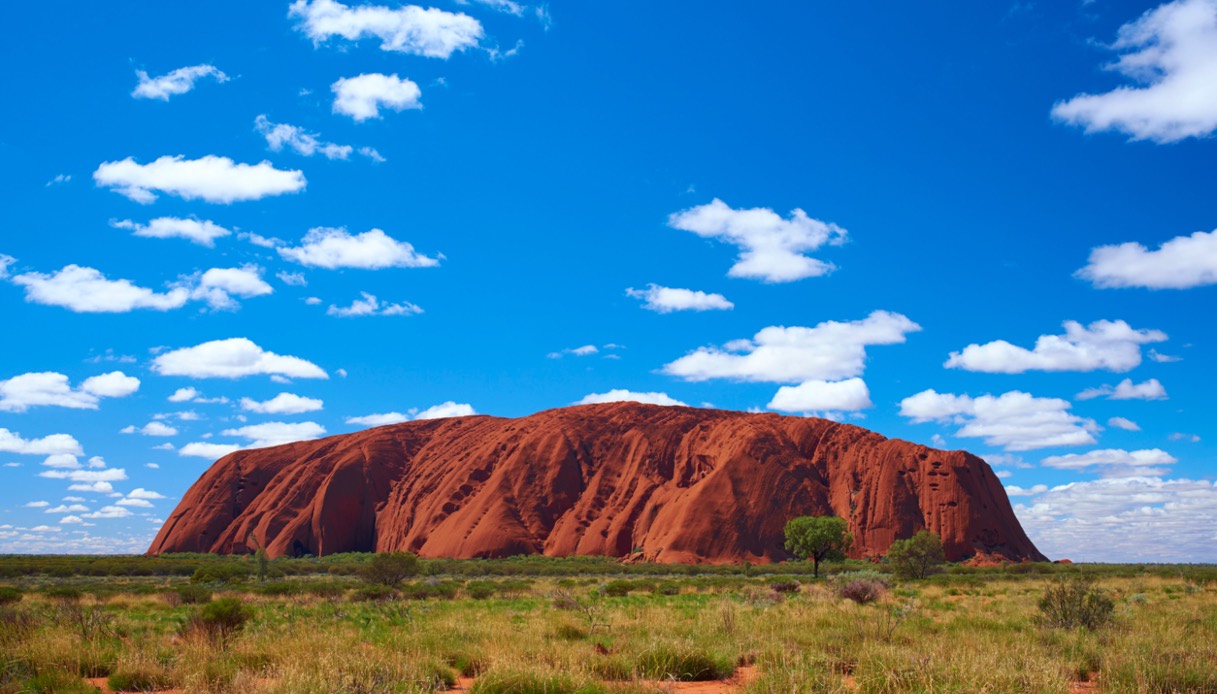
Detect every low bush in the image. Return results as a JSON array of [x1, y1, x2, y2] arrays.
[[190, 563, 252, 585], [466, 580, 497, 600], [351, 584, 397, 602], [21, 671, 99, 694], [602, 580, 634, 597], [175, 583, 212, 605], [634, 644, 734, 681], [359, 552, 419, 587], [186, 597, 253, 644], [838, 579, 887, 605], [107, 668, 174, 692], [770, 580, 801, 594], [0, 586, 21, 605], [1038, 576, 1114, 630]]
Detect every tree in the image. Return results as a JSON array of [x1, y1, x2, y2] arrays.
[[359, 552, 420, 586], [784, 516, 852, 578], [886, 530, 946, 580]]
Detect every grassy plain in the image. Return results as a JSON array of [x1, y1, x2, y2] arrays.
[[1, 555, 1215, 693]]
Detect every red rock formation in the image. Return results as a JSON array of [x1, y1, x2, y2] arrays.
[[149, 402, 1046, 563]]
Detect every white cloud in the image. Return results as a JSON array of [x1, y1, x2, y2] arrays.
[[191, 266, 274, 310], [663, 311, 920, 383], [1149, 348, 1182, 363], [1042, 448, 1178, 478], [346, 401, 475, 426], [111, 217, 232, 247], [1004, 484, 1049, 497], [576, 390, 688, 407], [40, 468, 127, 485], [358, 146, 385, 162], [221, 421, 326, 448], [668, 198, 847, 282], [327, 292, 423, 317], [1051, 0, 1217, 142], [277, 272, 307, 287], [944, 319, 1166, 373], [0, 371, 138, 412], [11, 265, 190, 312], [0, 429, 82, 456], [1077, 377, 1168, 401], [42, 455, 80, 470], [414, 401, 476, 419], [168, 387, 198, 403], [899, 389, 1098, 451], [115, 498, 153, 508], [1076, 229, 1217, 289], [1014, 477, 1217, 562], [279, 228, 438, 269], [68, 482, 113, 494], [332, 73, 423, 121], [289, 0, 483, 58], [240, 392, 324, 414], [0, 255, 14, 279], [626, 284, 733, 313], [547, 345, 600, 359], [137, 422, 178, 437], [1108, 416, 1142, 431], [24, 501, 49, 508], [30, 526, 61, 533], [46, 174, 71, 186], [179, 442, 241, 459], [346, 412, 410, 426], [152, 338, 328, 380], [60, 516, 84, 525], [128, 488, 166, 500], [94, 155, 306, 204], [132, 64, 229, 100], [45, 504, 89, 514], [1169, 432, 1201, 443], [83, 505, 133, 519], [767, 377, 872, 413], [255, 115, 353, 159], [458, 0, 525, 15]]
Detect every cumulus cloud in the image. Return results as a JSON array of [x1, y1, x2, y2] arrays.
[[899, 389, 1098, 451], [547, 345, 603, 359], [327, 292, 423, 317], [40, 468, 127, 483], [152, 338, 328, 380], [1051, 0, 1217, 142], [0, 255, 14, 279], [332, 73, 423, 121], [414, 401, 476, 419], [289, 0, 483, 58], [945, 319, 1166, 373], [1108, 416, 1141, 431], [0, 371, 139, 412], [137, 422, 178, 437], [179, 442, 241, 459], [255, 115, 365, 160], [240, 392, 323, 414], [132, 64, 229, 100], [94, 155, 306, 204], [42, 454, 80, 470], [111, 217, 232, 247], [767, 377, 872, 414], [668, 198, 847, 283], [1076, 378, 1168, 401], [576, 390, 688, 407], [1014, 477, 1217, 562], [1041, 448, 1178, 478], [346, 401, 476, 426], [0, 429, 82, 456], [1077, 229, 1217, 289], [626, 284, 733, 313], [221, 421, 326, 448], [663, 311, 920, 383], [127, 488, 166, 500], [168, 388, 198, 403], [11, 265, 189, 312], [278, 228, 438, 269], [83, 505, 133, 519], [190, 266, 274, 310], [45, 504, 89, 514]]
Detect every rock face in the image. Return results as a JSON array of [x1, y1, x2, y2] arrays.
[[149, 402, 1046, 563]]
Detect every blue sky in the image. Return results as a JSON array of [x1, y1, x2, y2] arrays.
[[1, 0, 1214, 561]]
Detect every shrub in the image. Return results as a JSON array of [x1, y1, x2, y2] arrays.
[[635, 645, 734, 681], [466, 581, 496, 600], [886, 530, 946, 580], [784, 515, 852, 578], [107, 668, 173, 692], [0, 586, 21, 605], [191, 563, 252, 585], [175, 584, 213, 605], [21, 671, 99, 694], [351, 584, 397, 602], [770, 580, 801, 594], [187, 597, 253, 644], [43, 585, 82, 602], [0, 607, 37, 643], [838, 579, 887, 605], [359, 552, 419, 587], [602, 580, 634, 597], [468, 669, 602, 694], [1038, 576, 1115, 630]]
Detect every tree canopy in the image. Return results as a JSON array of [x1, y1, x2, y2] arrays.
[[784, 515, 852, 578]]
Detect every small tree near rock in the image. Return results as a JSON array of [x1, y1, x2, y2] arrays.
[[360, 552, 420, 586], [887, 530, 946, 580], [784, 515, 852, 578]]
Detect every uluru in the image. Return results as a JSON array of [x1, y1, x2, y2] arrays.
[[149, 402, 1045, 563]]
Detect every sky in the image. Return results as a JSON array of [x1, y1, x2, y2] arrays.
[[1, 0, 1215, 562]]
